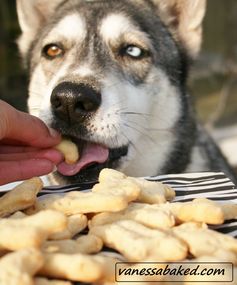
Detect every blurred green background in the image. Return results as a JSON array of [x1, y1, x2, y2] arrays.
[[0, 0, 237, 167], [0, 1, 28, 111]]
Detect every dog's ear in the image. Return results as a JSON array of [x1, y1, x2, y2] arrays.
[[151, 0, 206, 58], [16, 0, 64, 56]]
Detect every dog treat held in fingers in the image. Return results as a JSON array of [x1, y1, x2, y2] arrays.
[[0, 248, 43, 285], [55, 138, 79, 164], [0, 177, 43, 218], [40, 252, 103, 282], [89, 202, 175, 229], [90, 220, 187, 261], [27, 191, 129, 215]]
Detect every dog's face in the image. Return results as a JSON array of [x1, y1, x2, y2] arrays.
[[17, 0, 206, 183]]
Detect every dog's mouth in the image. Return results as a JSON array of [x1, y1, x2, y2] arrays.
[[56, 137, 128, 180]]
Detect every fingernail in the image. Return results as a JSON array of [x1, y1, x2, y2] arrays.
[[48, 127, 60, 138]]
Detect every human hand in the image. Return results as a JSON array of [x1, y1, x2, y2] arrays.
[[0, 100, 63, 185]]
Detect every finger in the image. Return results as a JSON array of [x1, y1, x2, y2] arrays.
[[0, 100, 61, 148], [0, 159, 55, 186], [0, 149, 63, 164], [0, 145, 38, 154], [0, 138, 31, 146]]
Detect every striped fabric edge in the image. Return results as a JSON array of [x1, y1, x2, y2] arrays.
[[38, 172, 237, 238], [0, 172, 236, 237], [148, 172, 237, 237]]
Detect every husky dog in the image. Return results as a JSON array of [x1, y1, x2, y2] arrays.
[[16, 0, 237, 184]]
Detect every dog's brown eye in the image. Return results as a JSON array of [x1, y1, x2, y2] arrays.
[[42, 44, 64, 59]]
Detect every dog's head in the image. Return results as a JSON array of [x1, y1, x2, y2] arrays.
[[17, 0, 206, 182]]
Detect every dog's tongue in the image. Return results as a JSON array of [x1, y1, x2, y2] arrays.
[[57, 143, 109, 176]]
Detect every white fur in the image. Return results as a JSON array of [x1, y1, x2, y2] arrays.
[[100, 13, 151, 47], [100, 14, 134, 41], [86, 69, 180, 177], [28, 55, 74, 123], [72, 64, 94, 77], [45, 14, 86, 44]]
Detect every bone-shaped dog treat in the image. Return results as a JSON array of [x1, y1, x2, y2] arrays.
[[42, 234, 103, 254], [1, 168, 237, 285], [92, 169, 141, 202], [132, 177, 175, 204], [39, 252, 103, 282], [0, 224, 47, 250], [172, 222, 237, 257], [89, 202, 175, 229], [0, 177, 43, 218], [95, 168, 174, 204], [176, 198, 224, 224], [49, 213, 87, 240], [0, 248, 43, 285], [0, 209, 67, 234], [0, 210, 67, 250], [75, 234, 103, 253], [158, 198, 233, 225], [90, 219, 188, 261], [26, 191, 129, 215]]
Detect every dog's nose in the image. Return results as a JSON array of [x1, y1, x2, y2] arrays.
[[51, 82, 101, 123]]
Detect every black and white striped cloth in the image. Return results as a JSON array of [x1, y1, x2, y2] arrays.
[[1, 172, 237, 236], [146, 172, 237, 237], [41, 171, 237, 238]]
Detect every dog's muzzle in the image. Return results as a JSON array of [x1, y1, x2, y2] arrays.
[[50, 81, 128, 180]]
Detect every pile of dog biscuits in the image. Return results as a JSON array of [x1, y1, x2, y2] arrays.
[[0, 168, 237, 284]]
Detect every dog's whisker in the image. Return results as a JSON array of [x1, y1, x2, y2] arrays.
[[111, 124, 120, 148], [120, 111, 155, 118], [120, 110, 174, 132], [125, 116, 175, 134], [120, 131, 142, 156], [122, 122, 157, 146]]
